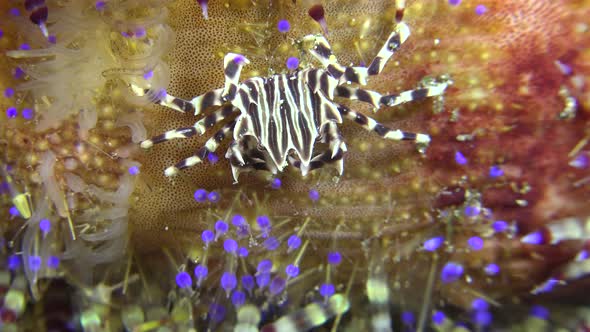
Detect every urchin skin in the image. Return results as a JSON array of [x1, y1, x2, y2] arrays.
[[130, 0, 590, 313]]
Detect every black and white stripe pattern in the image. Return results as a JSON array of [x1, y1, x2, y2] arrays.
[[134, 18, 449, 181], [367, 22, 410, 76], [230, 69, 341, 175]]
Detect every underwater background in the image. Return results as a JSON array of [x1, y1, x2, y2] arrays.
[[1, 0, 590, 331]]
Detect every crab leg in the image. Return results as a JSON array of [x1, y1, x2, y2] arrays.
[[140, 105, 237, 149], [164, 120, 236, 177], [337, 105, 430, 145], [334, 77, 450, 110]]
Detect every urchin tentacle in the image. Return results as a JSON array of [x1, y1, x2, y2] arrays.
[[337, 105, 430, 144], [164, 120, 236, 177]]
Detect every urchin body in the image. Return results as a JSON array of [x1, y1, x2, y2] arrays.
[[133, 22, 450, 182]]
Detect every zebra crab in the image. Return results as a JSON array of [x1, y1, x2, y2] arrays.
[[132, 21, 451, 182]]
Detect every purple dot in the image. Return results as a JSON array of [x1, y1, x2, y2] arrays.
[[22, 108, 34, 120], [19, 43, 31, 51], [471, 298, 488, 312], [231, 290, 246, 307], [484, 263, 500, 276], [287, 234, 301, 251], [285, 264, 299, 278], [475, 4, 488, 15], [319, 283, 335, 297], [473, 310, 492, 326], [221, 272, 237, 293], [424, 236, 444, 251], [207, 191, 220, 203], [271, 178, 281, 189], [570, 154, 589, 169], [286, 57, 300, 70], [224, 238, 238, 254], [194, 189, 208, 202], [95, 1, 106, 10], [489, 165, 503, 178], [142, 70, 154, 80], [6, 107, 18, 119], [464, 205, 480, 217], [134, 27, 146, 38], [48, 35, 57, 44], [0, 181, 8, 194], [9, 206, 19, 217], [234, 54, 246, 65], [4, 88, 15, 98], [467, 236, 484, 251], [440, 262, 464, 283], [209, 303, 226, 323], [455, 151, 467, 165], [39, 219, 51, 235], [237, 223, 250, 238], [232, 214, 246, 226], [402, 311, 415, 325], [121, 31, 132, 38], [202, 230, 215, 245], [256, 215, 271, 229], [263, 236, 280, 251], [194, 264, 208, 282], [432, 311, 446, 325], [242, 275, 255, 293], [269, 277, 286, 295], [309, 189, 320, 201], [128, 166, 140, 175], [215, 220, 228, 235], [13, 67, 25, 79], [448, 0, 461, 5], [9, 8, 20, 16], [29, 256, 42, 272], [530, 305, 549, 320], [257, 219, 271, 238], [492, 220, 508, 233], [238, 247, 249, 257], [257, 259, 273, 274], [176, 271, 192, 288], [534, 278, 559, 293], [521, 231, 543, 245], [8, 255, 20, 270], [256, 273, 270, 289], [327, 251, 342, 265], [277, 19, 291, 33], [47, 256, 60, 269], [0, 29, 3, 39], [207, 152, 219, 164]]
